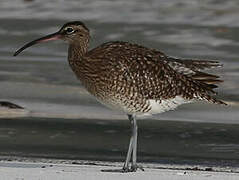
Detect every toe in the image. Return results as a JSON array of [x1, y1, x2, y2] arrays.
[[131, 165, 144, 172]]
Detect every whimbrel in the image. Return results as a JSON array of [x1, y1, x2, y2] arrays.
[[14, 21, 226, 172]]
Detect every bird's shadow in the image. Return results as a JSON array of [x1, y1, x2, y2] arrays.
[[101, 168, 132, 173]]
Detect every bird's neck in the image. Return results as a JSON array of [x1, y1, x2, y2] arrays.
[[68, 41, 89, 61], [67, 41, 95, 90]]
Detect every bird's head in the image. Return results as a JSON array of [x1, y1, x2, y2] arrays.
[[14, 21, 90, 56]]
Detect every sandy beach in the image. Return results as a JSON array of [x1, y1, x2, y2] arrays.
[[1, 159, 239, 180]]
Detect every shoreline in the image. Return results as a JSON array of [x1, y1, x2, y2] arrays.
[[1, 155, 239, 173], [0, 157, 239, 180]]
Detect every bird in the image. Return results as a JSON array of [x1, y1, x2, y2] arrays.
[[0, 101, 24, 109], [14, 21, 226, 172]]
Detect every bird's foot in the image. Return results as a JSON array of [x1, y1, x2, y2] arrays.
[[101, 168, 128, 173], [101, 165, 144, 173], [130, 164, 144, 172]]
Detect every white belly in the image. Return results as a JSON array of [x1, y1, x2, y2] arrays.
[[97, 95, 191, 116], [145, 96, 191, 115]]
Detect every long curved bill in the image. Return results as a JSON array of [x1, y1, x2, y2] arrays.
[[13, 32, 62, 56]]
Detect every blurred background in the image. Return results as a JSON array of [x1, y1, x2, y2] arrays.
[[0, 0, 239, 167]]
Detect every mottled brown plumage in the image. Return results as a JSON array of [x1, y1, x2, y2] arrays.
[[14, 21, 226, 172], [69, 39, 225, 114]]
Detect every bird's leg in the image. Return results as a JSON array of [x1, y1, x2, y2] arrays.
[[122, 114, 135, 171], [101, 114, 143, 173], [129, 115, 144, 172], [131, 114, 138, 171], [122, 114, 143, 172]]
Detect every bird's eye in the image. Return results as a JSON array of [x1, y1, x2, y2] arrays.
[[65, 27, 74, 34]]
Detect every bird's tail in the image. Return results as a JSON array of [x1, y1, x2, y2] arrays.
[[166, 57, 226, 105], [188, 62, 226, 105], [192, 71, 223, 90]]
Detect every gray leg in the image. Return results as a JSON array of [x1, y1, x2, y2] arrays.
[[102, 114, 143, 173], [123, 129, 134, 170], [123, 114, 143, 172], [123, 114, 135, 170], [131, 115, 138, 168], [129, 115, 143, 171]]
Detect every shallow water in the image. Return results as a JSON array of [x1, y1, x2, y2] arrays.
[[0, 0, 239, 164]]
